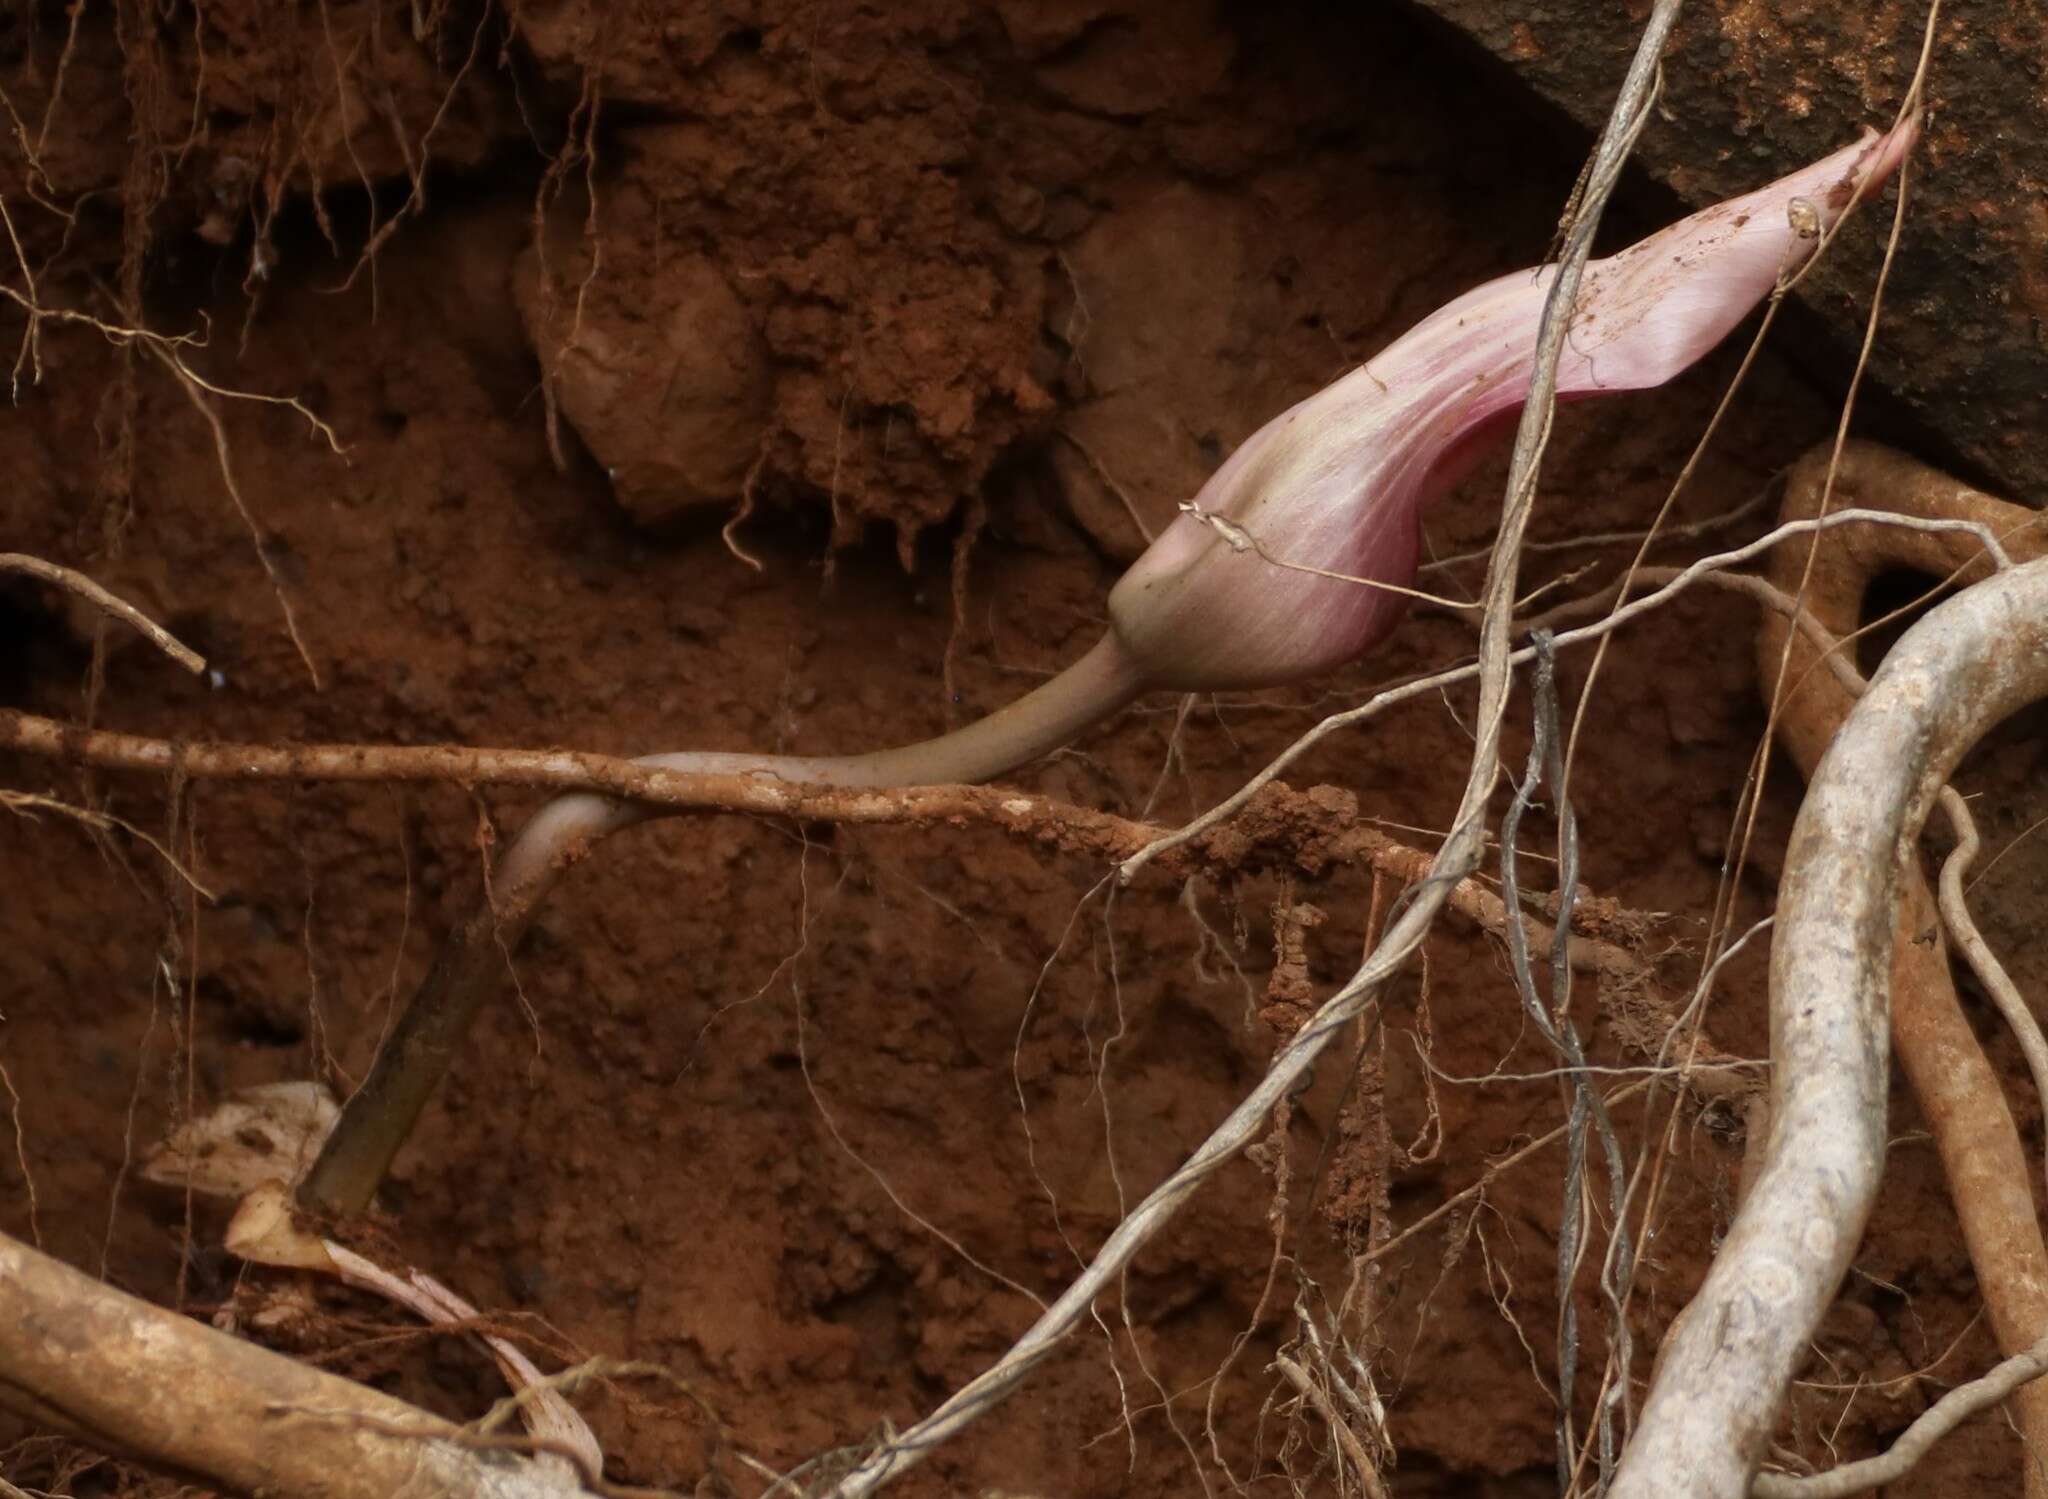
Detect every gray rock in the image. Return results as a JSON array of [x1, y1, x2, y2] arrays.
[[1407, 0, 2048, 504]]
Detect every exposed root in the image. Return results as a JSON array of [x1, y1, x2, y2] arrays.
[[1056, 430, 1159, 549], [1757, 440, 2048, 1491], [1501, 633, 1635, 1489], [31, 0, 91, 168], [0, 1055, 38, 1251], [1200, 1140, 1290, 1493], [0, 192, 47, 391], [788, 846, 1044, 1306], [0, 706, 1667, 965], [720, 444, 773, 572], [1937, 786, 2048, 1193], [529, 66, 606, 474], [1119, 506, 2016, 885], [1615, 516, 2048, 1492], [942, 494, 989, 725], [1474, 1207, 1555, 1408], [0, 787, 213, 897], [99, 954, 164, 1279], [334, 1, 495, 295], [150, 343, 324, 688], [1420, 487, 1774, 574], [1010, 877, 1109, 1279], [1179, 874, 1259, 1029], [0, 1226, 587, 1499], [0, 552, 204, 673], [1271, 1348, 1390, 1499], [1754, 1328, 2048, 1498], [313, 0, 382, 308], [0, 291, 346, 689], [469, 793, 543, 1060]]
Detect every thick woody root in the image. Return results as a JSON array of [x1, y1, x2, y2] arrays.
[[1615, 535, 2048, 1496], [1758, 440, 2048, 1486], [0, 1229, 580, 1499]]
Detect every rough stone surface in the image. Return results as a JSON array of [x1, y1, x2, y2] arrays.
[[1407, 0, 2048, 506]]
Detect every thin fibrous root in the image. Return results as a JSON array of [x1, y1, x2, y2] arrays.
[[1752, 1327, 2048, 1498]]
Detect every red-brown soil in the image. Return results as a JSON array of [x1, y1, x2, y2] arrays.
[[2, 3, 2042, 1496]]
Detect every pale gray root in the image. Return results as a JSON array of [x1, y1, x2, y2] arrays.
[[1610, 555, 2048, 1497], [1937, 784, 2048, 1168], [0, 1229, 583, 1499], [1751, 1328, 2048, 1498], [1271, 1353, 1392, 1499], [0, 552, 205, 674]]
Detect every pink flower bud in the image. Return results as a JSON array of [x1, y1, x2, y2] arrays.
[[1106, 120, 1918, 692]]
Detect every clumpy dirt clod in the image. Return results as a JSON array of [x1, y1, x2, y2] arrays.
[[515, 222, 772, 530]]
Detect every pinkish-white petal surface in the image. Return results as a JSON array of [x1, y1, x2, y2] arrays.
[[1107, 120, 1918, 692]]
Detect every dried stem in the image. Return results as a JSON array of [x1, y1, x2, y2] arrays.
[[1612, 552, 2048, 1496]]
